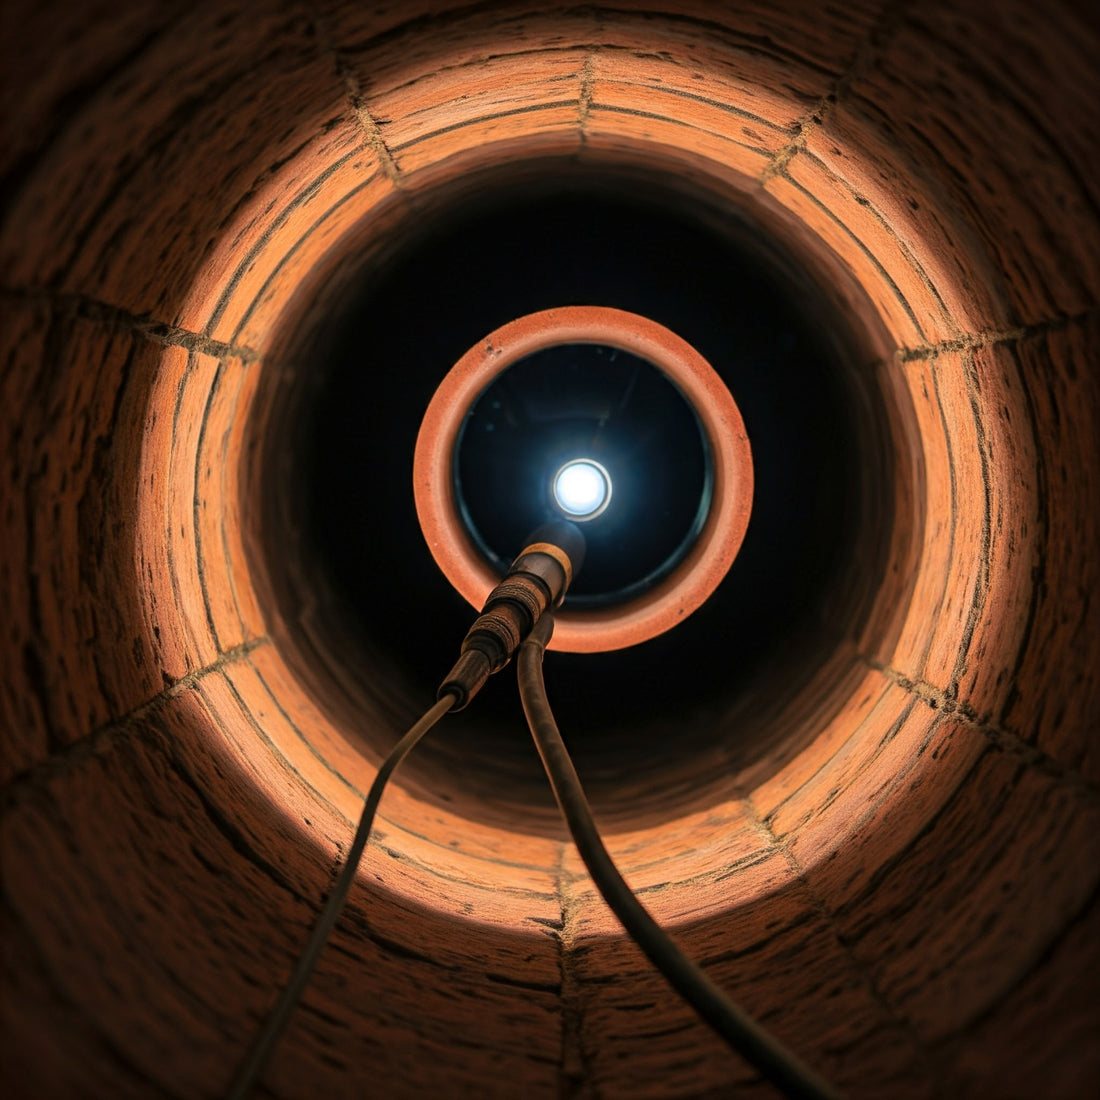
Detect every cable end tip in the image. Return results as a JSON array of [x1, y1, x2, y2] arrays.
[[438, 650, 492, 711]]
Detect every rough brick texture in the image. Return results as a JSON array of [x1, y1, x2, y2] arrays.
[[1, 1, 1097, 1097]]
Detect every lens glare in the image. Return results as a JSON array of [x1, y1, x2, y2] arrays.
[[554, 459, 611, 519]]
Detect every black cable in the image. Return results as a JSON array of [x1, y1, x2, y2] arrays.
[[226, 692, 456, 1099], [518, 615, 843, 1100]]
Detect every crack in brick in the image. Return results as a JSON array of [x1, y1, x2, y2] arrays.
[[0, 286, 260, 362], [896, 306, 1099, 362], [1, 636, 271, 813], [761, 0, 912, 183], [865, 656, 1100, 799], [554, 842, 598, 1099], [308, 3, 405, 188], [578, 50, 597, 146]]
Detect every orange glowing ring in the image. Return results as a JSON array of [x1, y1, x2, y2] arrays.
[[413, 306, 754, 653]]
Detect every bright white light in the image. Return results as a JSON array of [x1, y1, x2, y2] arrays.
[[553, 459, 611, 520]]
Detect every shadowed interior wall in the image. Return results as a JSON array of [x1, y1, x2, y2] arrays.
[[1, 2, 1098, 1097]]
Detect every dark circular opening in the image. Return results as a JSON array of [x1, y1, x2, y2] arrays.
[[254, 160, 895, 828], [455, 342, 711, 605]]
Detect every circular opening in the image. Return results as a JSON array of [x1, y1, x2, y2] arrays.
[[251, 162, 897, 828], [414, 306, 751, 646], [453, 341, 713, 605]]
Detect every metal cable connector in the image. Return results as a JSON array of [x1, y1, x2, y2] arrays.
[[439, 520, 584, 709]]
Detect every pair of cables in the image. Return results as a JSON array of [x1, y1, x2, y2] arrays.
[[227, 525, 841, 1100]]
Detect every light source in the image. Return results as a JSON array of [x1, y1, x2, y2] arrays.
[[552, 458, 610, 520]]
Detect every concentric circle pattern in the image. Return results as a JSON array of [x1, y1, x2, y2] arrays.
[[413, 306, 754, 653], [1, 2, 1098, 1098]]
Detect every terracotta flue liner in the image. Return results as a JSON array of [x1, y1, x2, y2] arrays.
[[1, 2, 1098, 1097], [413, 305, 754, 653]]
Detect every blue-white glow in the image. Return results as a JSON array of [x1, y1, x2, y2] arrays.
[[553, 459, 611, 520]]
